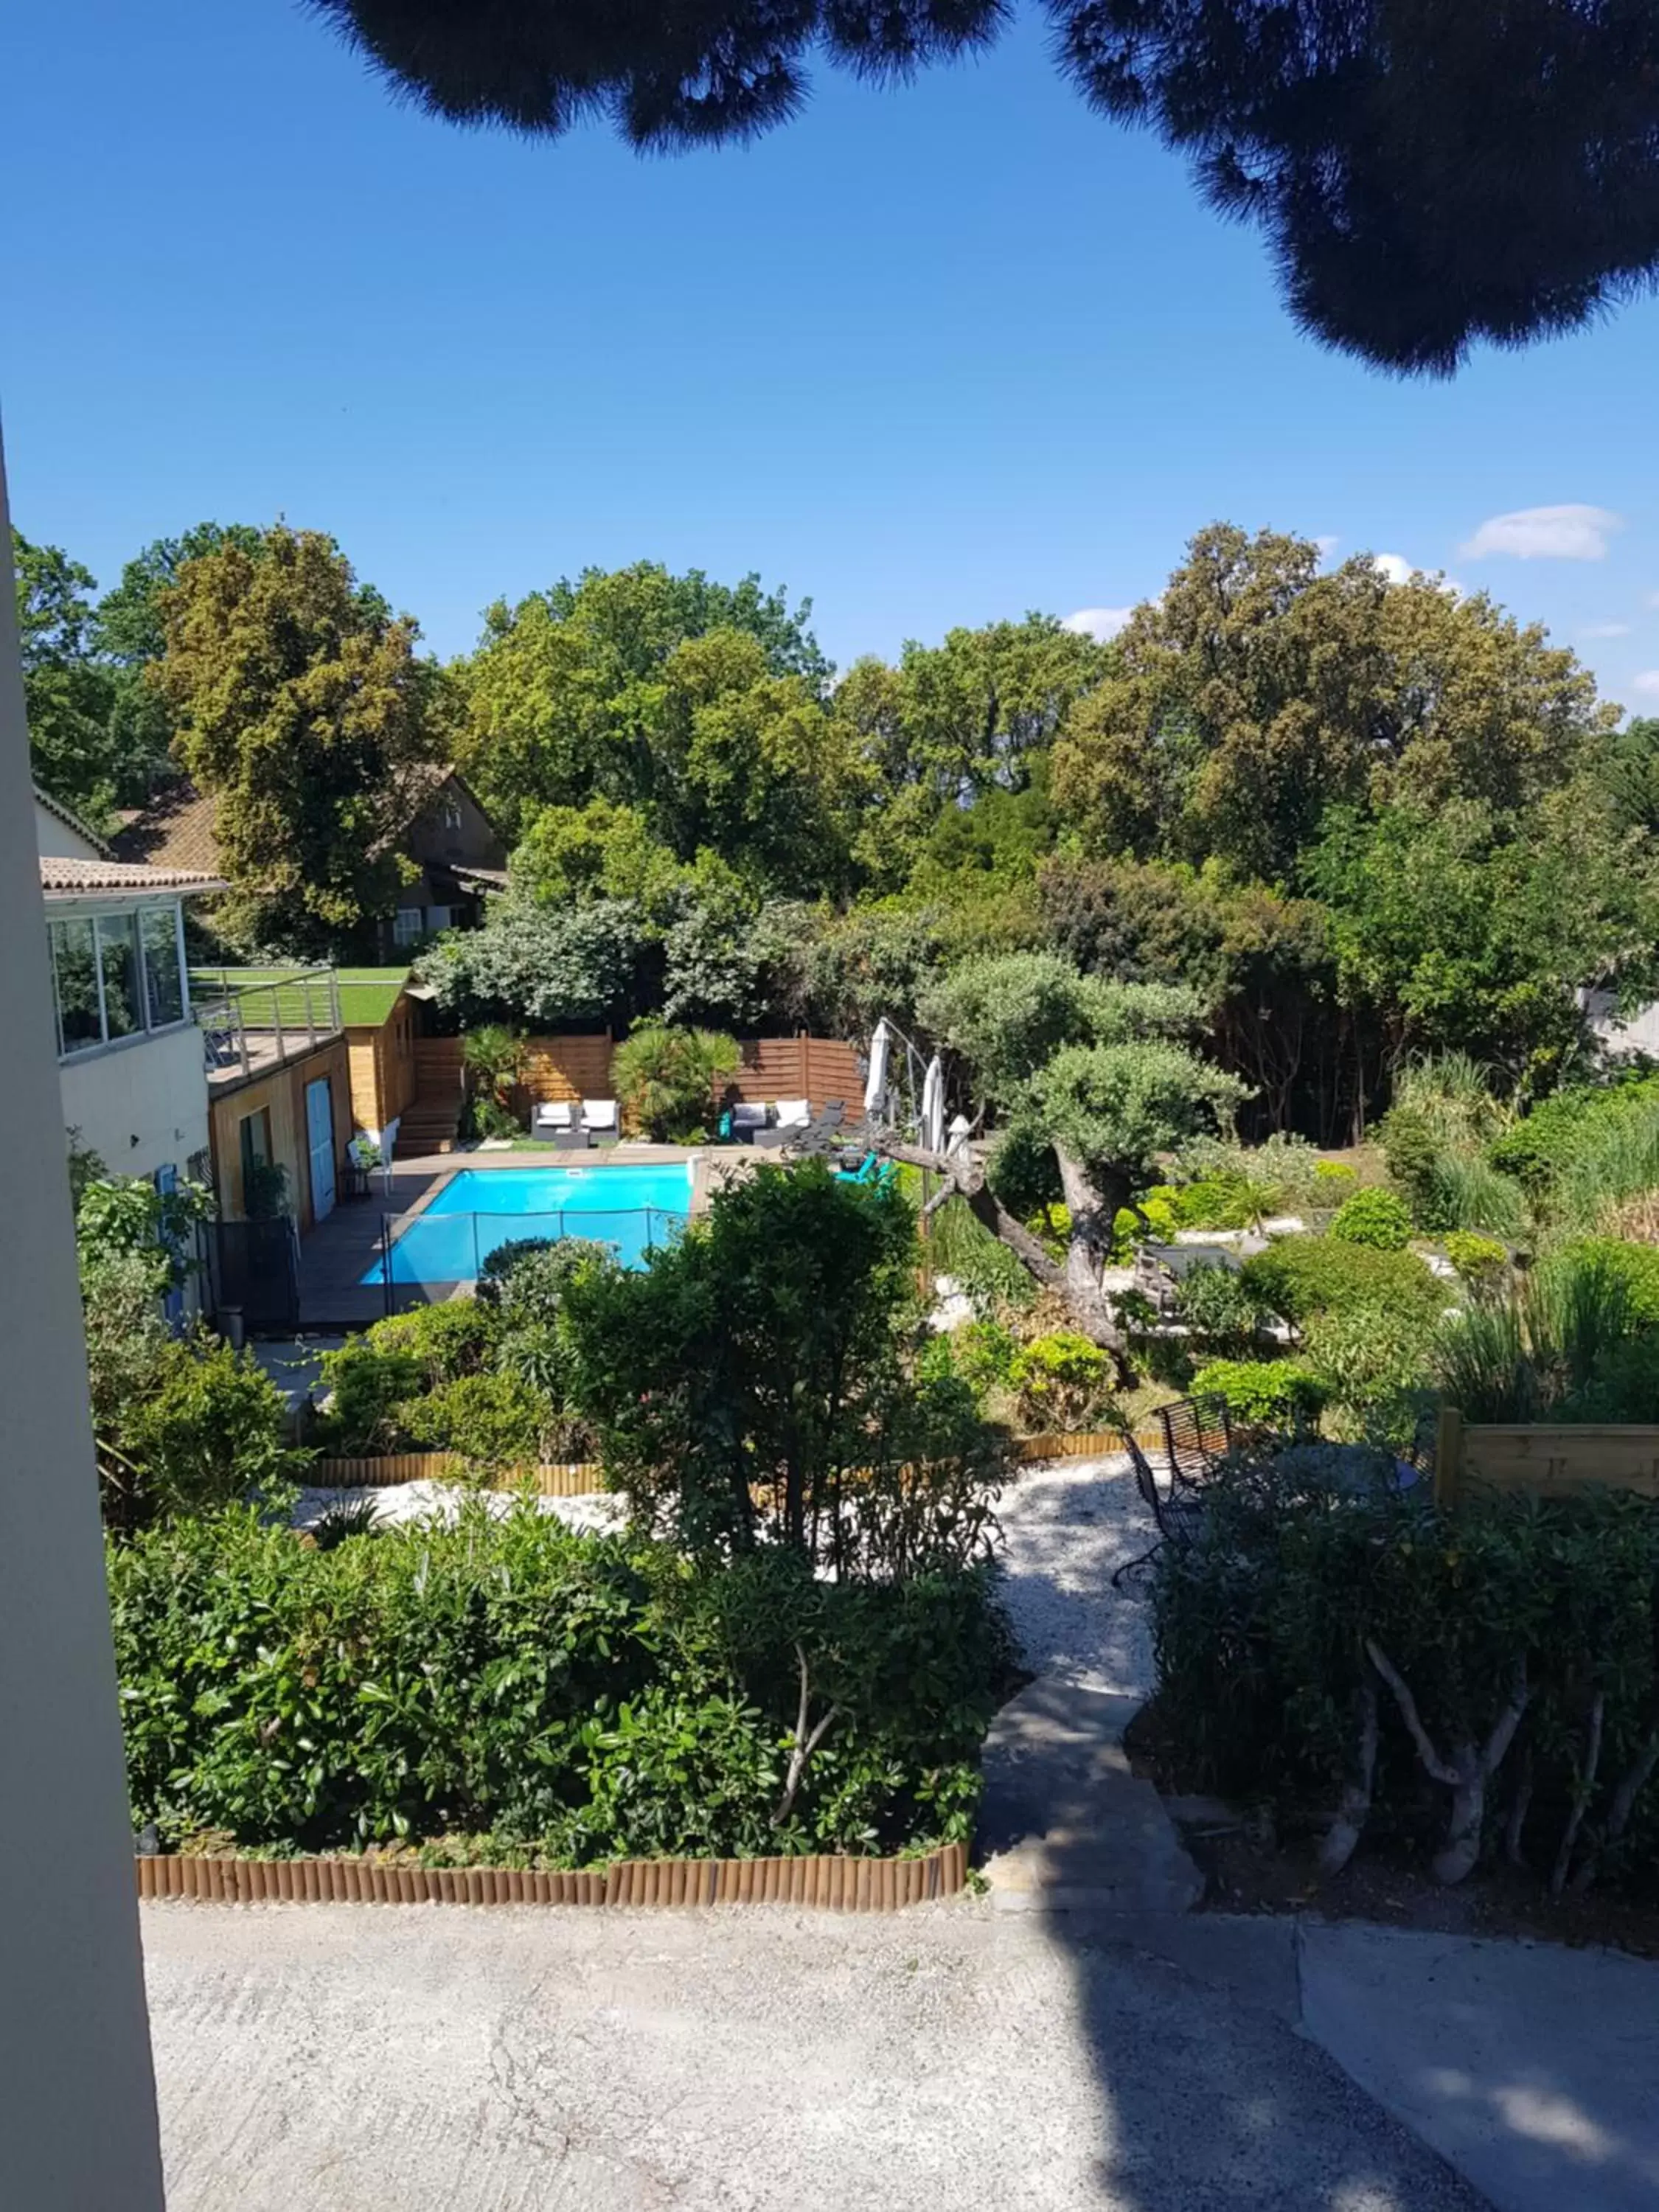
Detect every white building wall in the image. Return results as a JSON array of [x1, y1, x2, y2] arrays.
[[34, 791, 102, 858], [58, 1021, 211, 1180]]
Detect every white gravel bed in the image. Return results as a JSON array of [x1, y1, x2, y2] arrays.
[[293, 1479, 625, 1539], [992, 1452, 1157, 1702], [293, 1454, 1158, 1705]]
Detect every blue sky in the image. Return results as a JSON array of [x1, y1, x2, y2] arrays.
[[5, 1, 1659, 712]]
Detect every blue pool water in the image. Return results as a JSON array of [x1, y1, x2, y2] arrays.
[[367, 1162, 695, 1284]]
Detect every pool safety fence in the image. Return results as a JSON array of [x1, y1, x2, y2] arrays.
[[139, 1840, 968, 1910], [376, 1204, 685, 1308]]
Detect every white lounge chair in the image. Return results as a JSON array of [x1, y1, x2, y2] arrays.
[[581, 1098, 619, 1141]]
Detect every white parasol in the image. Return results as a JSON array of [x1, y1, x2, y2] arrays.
[[863, 1018, 892, 1120]]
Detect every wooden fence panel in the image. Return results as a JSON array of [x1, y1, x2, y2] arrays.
[[1436, 1409, 1659, 1506], [519, 1033, 615, 1106]]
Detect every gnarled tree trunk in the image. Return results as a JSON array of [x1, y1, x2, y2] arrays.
[[880, 1136, 1130, 1375]]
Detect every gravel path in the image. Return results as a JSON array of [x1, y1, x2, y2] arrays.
[[293, 1480, 626, 1538], [994, 1453, 1156, 1703]]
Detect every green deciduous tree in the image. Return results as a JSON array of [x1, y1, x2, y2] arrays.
[[837, 616, 1108, 887], [90, 521, 264, 796], [13, 529, 122, 819], [562, 1161, 1004, 1576], [151, 524, 447, 950], [455, 562, 839, 870], [1051, 524, 1609, 885]]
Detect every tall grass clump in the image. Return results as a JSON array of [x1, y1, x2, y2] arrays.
[[1434, 1248, 1645, 1423], [1554, 1094, 1659, 1233]]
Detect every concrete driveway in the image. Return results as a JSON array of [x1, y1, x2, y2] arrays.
[[142, 1898, 1481, 2212]]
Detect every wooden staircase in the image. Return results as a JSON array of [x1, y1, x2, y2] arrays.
[[396, 1037, 466, 1160], [395, 1097, 462, 1158]]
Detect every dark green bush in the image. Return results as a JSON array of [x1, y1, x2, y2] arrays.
[[563, 1161, 1008, 1576], [1152, 1467, 1659, 1896], [113, 1332, 305, 1526], [1170, 1260, 1265, 1352], [1329, 1187, 1413, 1251], [398, 1368, 560, 1465], [109, 1503, 1012, 1863], [1241, 1234, 1444, 1330]]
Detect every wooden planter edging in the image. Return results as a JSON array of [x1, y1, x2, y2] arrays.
[[137, 1840, 967, 1910], [313, 1436, 1149, 1495], [313, 1454, 604, 1495]]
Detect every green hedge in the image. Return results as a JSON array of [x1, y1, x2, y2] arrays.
[[1240, 1234, 1444, 1328], [108, 1503, 1012, 1865], [1152, 1466, 1659, 1894]]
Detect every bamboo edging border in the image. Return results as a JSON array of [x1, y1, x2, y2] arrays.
[[312, 1433, 1150, 1495], [137, 1839, 968, 1911]]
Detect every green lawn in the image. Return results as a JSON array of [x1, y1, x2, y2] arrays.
[[190, 966, 409, 1029]]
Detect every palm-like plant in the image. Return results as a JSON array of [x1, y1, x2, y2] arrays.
[[611, 1021, 739, 1142]]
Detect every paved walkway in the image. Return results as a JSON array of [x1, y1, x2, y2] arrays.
[[137, 1452, 1659, 2210], [142, 1901, 1484, 2212]]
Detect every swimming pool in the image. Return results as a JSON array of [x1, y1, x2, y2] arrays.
[[366, 1162, 696, 1284]]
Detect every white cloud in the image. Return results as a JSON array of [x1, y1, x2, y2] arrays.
[[1372, 552, 1414, 586], [1062, 606, 1133, 642], [1459, 504, 1624, 561], [1314, 534, 1340, 560], [1632, 671, 1659, 698], [1581, 621, 1633, 639]]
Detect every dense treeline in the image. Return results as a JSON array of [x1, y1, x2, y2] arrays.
[[18, 518, 1659, 1135]]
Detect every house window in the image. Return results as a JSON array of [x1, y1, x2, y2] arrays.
[[441, 797, 462, 833], [425, 904, 451, 933], [393, 906, 424, 946], [140, 905, 185, 1027], [48, 901, 189, 1057], [49, 918, 101, 1053]]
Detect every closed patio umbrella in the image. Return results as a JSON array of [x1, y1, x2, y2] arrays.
[[921, 1054, 945, 1155], [863, 1019, 891, 1121]]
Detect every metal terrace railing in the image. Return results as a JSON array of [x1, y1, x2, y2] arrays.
[[194, 965, 344, 1083]]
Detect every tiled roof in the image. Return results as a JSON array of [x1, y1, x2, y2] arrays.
[[113, 765, 495, 872], [108, 781, 223, 873], [40, 855, 228, 897]]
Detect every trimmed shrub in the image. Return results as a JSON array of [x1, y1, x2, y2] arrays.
[[1007, 1330, 1116, 1433], [1152, 1469, 1659, 1896], [1329, 1187, 1413, 1251], [1443, 1231, 1508, 1287], [1241, 1236, 1444, 1330], [1189, 1357, 1325, 1430], [398, 1368, 561, 1466], [1170, 1261, 1265, 1352], [114, 1333, 305, 1525], [109, 1504, 1012, 1863]]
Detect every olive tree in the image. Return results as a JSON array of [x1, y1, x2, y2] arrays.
[[894, 952, 1247, 1363]]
